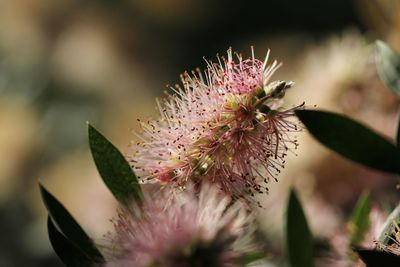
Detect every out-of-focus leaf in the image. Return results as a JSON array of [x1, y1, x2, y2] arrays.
[[350, 192, 371, 245], [286, 189, 313, 267], [296, 110, 400, 174], [88, 124, 142, 206], [235, 252, 265, 265], [355, 248, 400, 267], [40, 184, 104, 262], [396, 113, 400, 146], [377, 205, 400, 245], [48, 216, 94, 267], [376, 40, 400, 97]]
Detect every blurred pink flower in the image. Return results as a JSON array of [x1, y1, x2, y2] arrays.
[[376, 216, 400, 256], [104, 184, 258, 267], [378, 234, 400, 256], [131, 47, 302, 203], [318, 207, 387, 267]]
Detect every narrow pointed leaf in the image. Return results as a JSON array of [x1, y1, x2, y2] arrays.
[[40, 184, 104, 262], [48, 216, 94, 267], [350, 192, 371, 245], [356, 248, 400, 267], [377, 205, 400, 245], [286, 189, 313, 267], [88, 124, 142, 206], [376, 40, 400, 97], [296, 110, 400, 173]]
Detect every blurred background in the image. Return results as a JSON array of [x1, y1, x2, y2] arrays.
[[1, 0, 400, 266]]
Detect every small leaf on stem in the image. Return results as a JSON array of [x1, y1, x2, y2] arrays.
[[88, 124, 142, 206]]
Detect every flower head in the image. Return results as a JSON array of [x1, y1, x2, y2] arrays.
[[104, 184, 258, 267], [131, 47, 303, 203], [375, 212, 400, 256]]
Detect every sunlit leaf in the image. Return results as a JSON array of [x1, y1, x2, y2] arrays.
[[286, 189, 313, 267], [376, 40, 400, 97], [296, 110, 400, 173], [88, 124, 142, 206], [40, 184, 104, 262]]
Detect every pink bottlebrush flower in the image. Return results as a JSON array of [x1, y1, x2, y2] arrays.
[[378, 231, 400, 256], [375, 215, 400, 256], [131, 47, 303, 203], [208, 48, 280, 95], [104, 184, 258, 267]]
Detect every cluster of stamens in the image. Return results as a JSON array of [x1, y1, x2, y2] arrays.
[[130, 47, 303, 204]]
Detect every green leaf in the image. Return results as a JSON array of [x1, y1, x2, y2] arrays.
[[355, 248, 400, 267], [296, 110, 400, 173], [377, 205, 400, 245], [350, 192, 371, 245], [235, 252, 265, 266], [48, 216, 94, 267], [286, 189, 313, 267], [88, 124, 142, 206], [39, 184, 104, 263], [376, 40, 400, 97]]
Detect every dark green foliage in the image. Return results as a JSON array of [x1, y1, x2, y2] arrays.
[[41, 124, 146, 265], [88, 124, 142, 206], [47, 217, 95, 267], [356, 248, 400, 267], [296, 110, 400, 173], [40, 184, 104, 263], [286, 189, 313, 267]]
